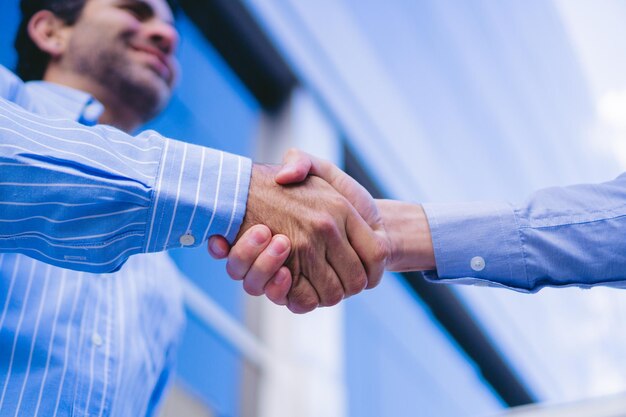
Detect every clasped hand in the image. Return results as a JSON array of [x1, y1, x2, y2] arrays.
[[209, 150, 393, 313]]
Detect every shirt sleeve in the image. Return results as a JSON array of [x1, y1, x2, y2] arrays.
[[0, 65, 23, 102], [422, 173, 626, 292], [0, 90, 251, 273]]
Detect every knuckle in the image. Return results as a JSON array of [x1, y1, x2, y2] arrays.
[[228, 246, 248, 265], [344, 271, 367, 297], [375, 241, 389, 264], [267, 290, 287, 306], [288, 304, 310, 314], [254, 259, 277, 278], [366, 272, 383, 290], [226, 262, 244, 281], [315, 214, 338, 235], [322, 289, 344, 307], [289, 298, 318, 314], [288, 286, 319, 313], [243, 279, 263, 296], [302, 298, 319, 312], [285, 147, 300, 158], [368, 237, 389, 265], [298, 290, 319, 310]]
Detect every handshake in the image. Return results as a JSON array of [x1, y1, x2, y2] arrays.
[[208, 149, 436, 313]]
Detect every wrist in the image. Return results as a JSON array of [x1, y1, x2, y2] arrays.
[[376, 200, 435, 272], [238, 163, 277, 239]]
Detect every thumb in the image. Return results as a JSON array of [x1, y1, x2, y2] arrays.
[[208, 235, 231, 259], [275, 148, 313, 184], [275, 149, 382, 231]]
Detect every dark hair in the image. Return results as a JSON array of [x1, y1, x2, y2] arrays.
[[15, 0, 87, 81], [14, 0, 180, 81]]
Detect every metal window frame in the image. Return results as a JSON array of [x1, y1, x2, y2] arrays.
[[177, 0, 298, 111]]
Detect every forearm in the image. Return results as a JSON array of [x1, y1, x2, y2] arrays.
[[0, 96, 251, 272]]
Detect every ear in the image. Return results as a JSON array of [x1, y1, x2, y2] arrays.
[[27, 10, 72, 59]]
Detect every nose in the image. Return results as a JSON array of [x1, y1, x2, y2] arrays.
[[147, 20, 179, 55]]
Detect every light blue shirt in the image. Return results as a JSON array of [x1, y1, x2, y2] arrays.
[[423, 173, 626, 292], [0, 65, 252, 416]]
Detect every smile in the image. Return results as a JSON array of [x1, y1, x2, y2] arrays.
[[131, 46, 172, 82]]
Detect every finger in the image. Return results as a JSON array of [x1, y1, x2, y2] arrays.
[[325, 232, 368, 299], [314, 259, 346, 307], [264, 266, 291, 306], [310, 158, 380, 228], [207, 235, 231, 259], [345, 210, 387, 289], [287, 274, 320, 314], [278, 150, 346, 191], [242, 235, 291, 296], [275, 148, 312, 184], [293, 236, 346, 307], [225, 225, 272, 280]]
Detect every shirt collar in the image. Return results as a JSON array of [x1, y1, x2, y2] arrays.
[[24, 81, 104, 126]]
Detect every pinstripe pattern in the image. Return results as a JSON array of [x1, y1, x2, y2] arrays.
[[0, 66, 252, 416]]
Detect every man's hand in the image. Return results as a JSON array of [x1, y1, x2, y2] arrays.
[[209, 224, 292, 305], [217, 163, 388, 313], [209, 152, 437, 310], [271, 150, 435, 273]]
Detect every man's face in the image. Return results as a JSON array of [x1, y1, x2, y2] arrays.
[[60, 0, 180, 123]]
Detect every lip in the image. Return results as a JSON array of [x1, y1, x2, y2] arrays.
[[131, 45, 172, 83]]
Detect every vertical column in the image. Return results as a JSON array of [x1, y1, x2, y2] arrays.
[[249, 88, 347, 417]]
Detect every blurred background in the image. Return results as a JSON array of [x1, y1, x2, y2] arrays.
[[3, 0, 626, 416]]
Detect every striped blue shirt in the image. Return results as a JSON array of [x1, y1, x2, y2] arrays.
[[0, 65, 252, 416]]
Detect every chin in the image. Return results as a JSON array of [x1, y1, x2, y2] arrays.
[[140, 64, 173, 91], [115, 72, 172, 123], [142, 71, 173, 105]]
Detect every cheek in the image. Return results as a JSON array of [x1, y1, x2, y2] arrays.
[[107, 9, 144, 30], [70, 21, 115, 50], [84, 12, 142, 45]]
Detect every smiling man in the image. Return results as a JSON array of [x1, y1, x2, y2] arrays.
[[0, 0, 387, 416], [17, 0, 179, 130]]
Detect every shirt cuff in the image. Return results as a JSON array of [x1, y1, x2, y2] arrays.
[[144, 138, 252, 253], [421, 201, 532, 292]]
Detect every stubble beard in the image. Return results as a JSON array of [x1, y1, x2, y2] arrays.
[[67, 33, 171, 125]]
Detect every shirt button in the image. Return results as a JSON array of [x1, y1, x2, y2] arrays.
[[91, 332, 103, 347], [179, 233, 195, 246], [470, 256, 485, 272], [82, 101, 102, 121]]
